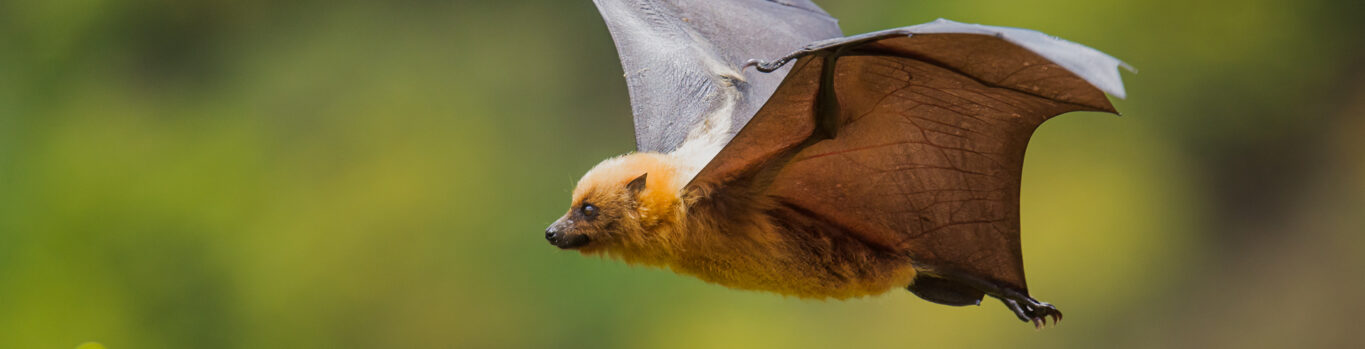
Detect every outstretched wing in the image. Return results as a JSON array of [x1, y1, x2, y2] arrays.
[[592, 0, 842, 153], [688, 20, 1127, 294]]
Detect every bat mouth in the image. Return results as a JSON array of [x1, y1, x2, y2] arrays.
[[546, 231, 591, 249]]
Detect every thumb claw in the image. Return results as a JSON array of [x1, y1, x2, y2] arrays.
[[742, 59, 762, 69], [742, 58, 789, 73]]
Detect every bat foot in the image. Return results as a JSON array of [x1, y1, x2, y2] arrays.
[[909, 267, 1063, 328], [1000, 291, 1062, 329]]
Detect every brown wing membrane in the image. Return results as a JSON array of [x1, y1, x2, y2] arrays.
[[689, 33, 1116, 294]]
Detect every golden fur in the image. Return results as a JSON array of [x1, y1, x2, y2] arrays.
[[562, 152, 917, 299]]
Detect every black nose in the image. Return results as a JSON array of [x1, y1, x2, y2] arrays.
[[545, 228, 561, 243]]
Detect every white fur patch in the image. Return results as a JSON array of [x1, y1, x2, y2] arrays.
[[667, 47, 744, 188]]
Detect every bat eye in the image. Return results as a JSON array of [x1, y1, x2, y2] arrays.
[[580, 204, 598, 217]]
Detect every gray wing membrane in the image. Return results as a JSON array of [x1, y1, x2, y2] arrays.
[[592, 0, 842, 153]]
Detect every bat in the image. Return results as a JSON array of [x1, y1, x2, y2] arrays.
[[545, 0, 1128, 328]]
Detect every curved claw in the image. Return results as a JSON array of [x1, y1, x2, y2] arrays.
[[1002, 296, 1062, 329], [741, 59, 762, 71], [1029, 304, 1062, 329], [742, 58, 793, 73]]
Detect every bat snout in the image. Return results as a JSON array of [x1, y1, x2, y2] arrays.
[[545, 221, 591, 249]]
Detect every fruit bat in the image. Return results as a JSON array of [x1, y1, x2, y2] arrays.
[[545, 0, 1128, 328]]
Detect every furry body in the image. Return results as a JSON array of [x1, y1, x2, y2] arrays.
[[561, 153, 918, 299], [560, 1, 1129, 327]]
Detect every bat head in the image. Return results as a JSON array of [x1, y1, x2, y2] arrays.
[[546, 152, 683, 260]]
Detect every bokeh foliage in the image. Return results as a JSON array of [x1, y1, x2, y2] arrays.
[[1, 0, 1361, 348]]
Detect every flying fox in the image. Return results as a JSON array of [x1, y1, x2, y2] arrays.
[[545, 0, 1128, 328]]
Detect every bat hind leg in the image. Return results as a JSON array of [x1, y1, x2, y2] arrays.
[[907, 275, 984, 306], [910, 268, 1062, 329]]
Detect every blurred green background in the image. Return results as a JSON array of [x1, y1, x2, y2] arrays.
[[2, 0, 1362, 348]]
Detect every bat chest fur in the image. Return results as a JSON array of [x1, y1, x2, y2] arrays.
[[670, 211, 918, 299]]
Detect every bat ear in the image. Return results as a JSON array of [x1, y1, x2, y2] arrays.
[[626, 173, 648, 198]]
